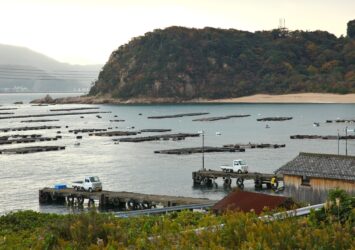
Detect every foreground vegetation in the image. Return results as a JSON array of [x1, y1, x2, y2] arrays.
[[90, 20, 355, 100], [1, 190, 354, 249]]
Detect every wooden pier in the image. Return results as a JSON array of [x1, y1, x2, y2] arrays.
[[192, 170, 282, 189], [39, 188, 213, 210]]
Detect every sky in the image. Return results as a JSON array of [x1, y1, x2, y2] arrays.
[[0, 0, 354, 65]]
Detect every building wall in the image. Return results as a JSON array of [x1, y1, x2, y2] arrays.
[[283, 175, 355, 204]]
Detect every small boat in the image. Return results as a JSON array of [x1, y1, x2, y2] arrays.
[[265, 124, 270, 128], [74, 142, 80, 146], [313, 122, 320, 127], [216, 132, 221, 136]]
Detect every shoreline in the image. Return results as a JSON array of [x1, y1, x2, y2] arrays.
[[30, 93, 355, 104], [207, 93, 355, 104]]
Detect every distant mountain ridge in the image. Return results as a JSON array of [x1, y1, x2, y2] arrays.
[[89, 20, 355, 100], [0, 44, 102, 93]]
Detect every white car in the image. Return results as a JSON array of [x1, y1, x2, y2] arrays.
[[220, 159, 248, 173], [72, 176, 102, 192]]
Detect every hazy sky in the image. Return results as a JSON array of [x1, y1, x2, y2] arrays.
[[1, 0, 354, 65]]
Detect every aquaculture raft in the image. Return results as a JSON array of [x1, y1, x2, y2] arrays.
[[192, 169, 283, 189], [39, 188, 214, 210], [0, 146, 65, 154], [117, 133, 200, 143], [154, 146, 245, 154]]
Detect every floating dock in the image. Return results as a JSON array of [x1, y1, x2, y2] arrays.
[[154, 146, 245, 154], [223, 143, 286, 149], [290, 135, 355, 140], [326, 119, 355, 123], [192, 114, 250, 121], [39, 188, 214, 210], [0, 125, 61, 132], [0, 111, 111, 120], [148, 112, 209, 119], [117, 133, 199, 143], [49, 107, 100, 112], [192, 169, 282, 189], [257, 117, 292, 121], [0, 146, 65, 154], [21, 119, 60, 123], [89, 131, 139, 137], [0, 136, 60, 145], [69, 128, 107, 134]]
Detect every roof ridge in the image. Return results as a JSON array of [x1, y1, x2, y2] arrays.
[[299, 152, 355, 159]]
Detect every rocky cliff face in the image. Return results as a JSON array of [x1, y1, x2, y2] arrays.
[[89, 22, 355, 100]]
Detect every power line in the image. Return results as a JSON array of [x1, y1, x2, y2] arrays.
[[0, 73, 97, 79], [0, 69, 98, 76], [0, 66, 100, 73], [0, 76, 96, 80]]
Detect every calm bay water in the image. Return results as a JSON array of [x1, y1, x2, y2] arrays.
[[0, 93, 354, 214]]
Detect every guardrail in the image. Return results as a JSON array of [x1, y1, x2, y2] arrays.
[[115, 202, 216, 217], [259, 203, 324, 221]]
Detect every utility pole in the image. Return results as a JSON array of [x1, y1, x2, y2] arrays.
[[345, 126, 348, 156], [198, 130, 205, 170], [337, 130, 340, 155], [202, 131, 205, 170]]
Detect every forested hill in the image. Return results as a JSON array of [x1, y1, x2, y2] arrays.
[[89, 20, 355, 100]]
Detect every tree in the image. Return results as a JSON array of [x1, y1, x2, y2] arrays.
[[347, 20, 355, 38]]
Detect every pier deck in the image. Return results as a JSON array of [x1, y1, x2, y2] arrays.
[[39, 188, 214, 210], [192, 169, 283, 189]]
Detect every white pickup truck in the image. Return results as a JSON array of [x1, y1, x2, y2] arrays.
[[220, 159, 248, 173], [72, 176, 102, 192]]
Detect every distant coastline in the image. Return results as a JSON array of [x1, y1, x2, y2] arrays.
[[31, 93, 355, 104]]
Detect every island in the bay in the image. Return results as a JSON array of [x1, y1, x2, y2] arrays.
[[33, 19, 355, 104]]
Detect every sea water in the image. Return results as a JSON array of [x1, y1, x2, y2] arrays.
[[0, 93, 354, 214]]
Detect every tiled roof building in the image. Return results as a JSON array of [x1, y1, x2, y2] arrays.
[[276, 152, 355, 204]]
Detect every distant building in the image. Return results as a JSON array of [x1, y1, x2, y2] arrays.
[[276, 152, 355, 204], [212, 190, 294, 215]]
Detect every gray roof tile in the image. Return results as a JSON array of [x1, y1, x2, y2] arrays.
[[275, 152, 355, 181]]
